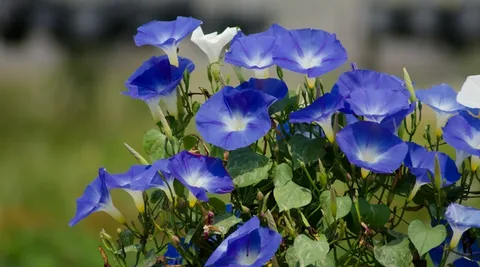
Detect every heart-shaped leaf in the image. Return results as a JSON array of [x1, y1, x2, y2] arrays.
[[374, 238, 414, 267], [288, 134, 326, 169], [227, 147, 272, 187], [352, 198, 390, 228], [320, 190, 352, 223], [408, 220, 446, 256], [213, 213, 242, 235], [274, 163, 293, 187], [274, 181, 312, 212], [286, 234, 330, 267]]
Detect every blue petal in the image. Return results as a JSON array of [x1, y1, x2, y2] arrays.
[[225, 35, 276, 69], [231, 23, 288, 45], [69, 168, 112, 226], [237, 78, 288, 100], [273, 28, 347, 77], [416, 84, 465, 114], [443, 112, 480, 156], [195, 87, 274, 150], [334, 69, 407, 97], [345, 114, 359, 126], [336, 121, 408, 173], [289, 93, 344, 123], [346, 89, 410, 122], [150, 159, 175, 188], [205, 216, 282, 267], [124, 55, 194, 101], [105, 164, 160, 191], [134, 17, 202, 49], [380, 103, 415, 133], [167, 151, 233, 202], [445, 203, 480, 232]]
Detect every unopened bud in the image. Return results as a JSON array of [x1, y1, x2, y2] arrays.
[[100, 229, 112, 240], [116, 228, 122, 234], [241, 205, 250, 214], [171, 235, 181, 247], [257, 191, 264, 201]]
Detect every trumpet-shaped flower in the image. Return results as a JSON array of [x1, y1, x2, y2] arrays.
[[168, 151, 234, 207], [346, 89, 410, 123], [195, 86, 276, 150], [336, 121, 408, 177], [69, 168, 125, 227], [289, 92, 344, 143], [445, 203, 480, 249], [124, 55, 194, 118], [191, 26, 238, 64], [333, 69, 407, 97], [273, 28, 347, 84], [225, 35, 277, 78], [134, 17, 202, 66], [205, 216, 282, 267], [403, 142, 460, 201], [443, 112, 480, 157], [457, 75, 480, 109], [416, 84, 465, 137], [106, 164, 161, 213], [236, 78, 288, 100], [428, 219, 480, 267]]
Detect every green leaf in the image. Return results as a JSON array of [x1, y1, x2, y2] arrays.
[[119, 229, 134, 247], [149, 189, 165, 204], [286, 234, 330, 267], [227, 147, 272, 187], [319, 191, 352, 223], [274, 163, 293, 187], [374, 238, 414, 267], [213, 213, 242, 235], [209, 145, 225, 159], [182, 135, 198, 150], [288, 134, 326, 169], [208, 197, 227, 214], [408, 220, 446, 256], [270, 95, 297, 114], [143, 129, 172, 161], [357, 198, 391, 228], [139, 249, 158, 267], [274, 180, 312, 212]]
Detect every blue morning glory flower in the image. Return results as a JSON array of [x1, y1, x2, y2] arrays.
[[124, 55, 195, 118], [443, 112, 480, 157], [403, 142, 460, 201], [205, 216, 282, 267], [236, 78, 288, 100], [416, 84, 465, 137], [134, 17, 202, 66], [333, 69, 407, 98], [230, 23, 288, 46], [195, 86, 276, 150], [445, 203, 480, 249], [429, 219, 480, 267], [336, 121, 408, 177], [272, 28, 347, 87], [346, 89, 410, 123], [69, 168, 125, 227], [225, 35, 276, 78], [167, 151, 234, 207], [106, 164, 161, 213], [289, 92, 344, 143]]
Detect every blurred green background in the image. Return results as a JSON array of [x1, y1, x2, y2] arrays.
[[1, 0, 480, 266]]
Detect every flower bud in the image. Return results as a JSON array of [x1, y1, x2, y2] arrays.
[[116, 228, 122, 234], [256, 191, 264, 201], [171, 235, 181, 248], [241, 205, 250, 214]]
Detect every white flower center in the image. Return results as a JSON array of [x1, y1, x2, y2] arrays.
[[296, 52, 325, 69], [224, 114, 250, 132], [358, 149, 380, 163]]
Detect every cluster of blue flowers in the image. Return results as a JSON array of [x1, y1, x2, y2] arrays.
[[70, 16, 480, 267]]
